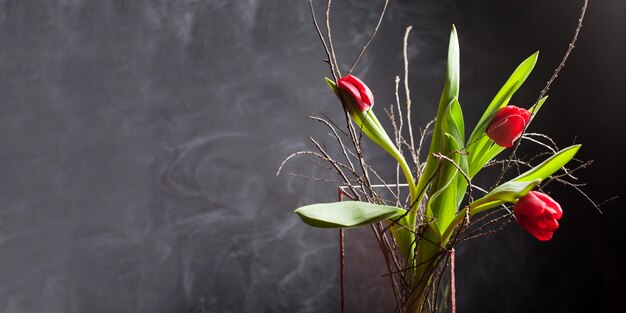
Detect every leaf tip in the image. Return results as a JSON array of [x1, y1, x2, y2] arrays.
[[519, 51, 539, 69]]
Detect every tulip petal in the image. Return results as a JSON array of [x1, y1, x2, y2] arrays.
[[338, 79, 368, 111], [338, 76, 371, 111], [513, 191, 563, 241], [543, 217, 559, 231], [519, 107, 531, 123], [533, 192, 563, 219], [344, 74, 374, 106], [487, 115, 526, 147], [530, 229, 554, 241], [491, 106, 523, 122], [514, 191, 546, 217]]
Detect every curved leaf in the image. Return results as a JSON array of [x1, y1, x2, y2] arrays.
[[467, 52, 539, 175], [468, 96, 549, 177], [295, 201, 406, 229], [514, 144, 581, 182], [467, 145, 580, 215], [469, 179, 542, 214]]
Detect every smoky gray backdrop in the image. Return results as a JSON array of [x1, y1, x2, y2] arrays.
[[0, 0, 623, 312]]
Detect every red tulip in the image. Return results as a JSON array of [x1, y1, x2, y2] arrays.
[[514, 191, 563, 241], [486, 105, 531, 147], [337, 74, 374, 111]]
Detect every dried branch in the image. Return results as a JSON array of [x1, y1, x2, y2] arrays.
[[403, 26, 417, 162], [277, 150, 324, 176], [288, 173, 344, 184], [308, 115, 358, 174], [495, 0, 589, 186], [325, 0, 341, 79], [308, 0, 337, 81], [348, 0, 391, 74]]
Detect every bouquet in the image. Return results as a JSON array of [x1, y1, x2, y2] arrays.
[[279, 1, 596, 312]]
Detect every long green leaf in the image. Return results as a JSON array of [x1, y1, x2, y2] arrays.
[[513, 144, 581, 182], [413, 25, 460, 225], [469, 179, 542, 214], [429, 98, 465, 231], [467, 52, 539, 175], [468, 96, 549, 177], [469, 144, 580, 212], [295, 201, 406, 229], [444, 144, 582, 241]]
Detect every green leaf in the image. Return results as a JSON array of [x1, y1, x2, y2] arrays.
[[426, 96, 469, 232], [443, 144, 582, 241], [469, 179, 541, 214], [529, 96, 548, 119], [413, 25, 460, 224], [467, 52, 539, 174], [295, 201, 406, 229], [428, 167, 459, 231], [467, 144, 580, 214], [513, 144, 581, 183], [442, 98, 465, 150], [324, 77, 339, 95], [467, 96, 550, 177]]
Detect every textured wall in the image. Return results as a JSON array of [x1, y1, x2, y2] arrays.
[[0, 1, 623, 312]]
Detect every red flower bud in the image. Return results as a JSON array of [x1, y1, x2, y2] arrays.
[[514, 191, 563, 241], [337, 74, 374, 111], [486, 105, 531, 148]]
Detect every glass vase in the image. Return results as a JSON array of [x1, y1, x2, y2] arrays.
[[338, 185, 456, 313]]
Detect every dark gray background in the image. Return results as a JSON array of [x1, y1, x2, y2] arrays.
[[0, 0, 623, 312]]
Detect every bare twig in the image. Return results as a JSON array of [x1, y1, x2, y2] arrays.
[[403, 26, 417, 162], [524, 132, 559, 150], [277, 150, 324, 176], [432, 153, 471, 189], [495, 0, 589, 187], [310, 137, 361, 199], [308, 0, 337, 81], [348, 0, 391, 74], [394, 76, 405, 206], [309, 115, 358, 173], [415, 119, 435, 175], [450, 248, 456, 313], [326, 0, 341, 79], [287, 173, 344, 184], [521, 135, 557, 153]]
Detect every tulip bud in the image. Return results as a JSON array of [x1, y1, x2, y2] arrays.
[[486, 105, 531, 148], [513, 191, 563, 241], [337, 74, 374, 111]]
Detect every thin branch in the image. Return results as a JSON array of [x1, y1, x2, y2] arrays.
[[432, 153, 471, 189], [308, 0, 337, 81], [494, 0, 589, 186], [521, 135, 557, 153], [394, 76, 404, 206], [308, 115, 357, 173], [524, 132, 559, 150], [309, 137, 361, 199], [288, 173, 344, 184], [347, 0, 391, 74], [326, 0, 341, 79], [277, 150, 324, 176], [450, 248, 456, 313], [403, 26, 417, 161], [415, 119, 435, 175]]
